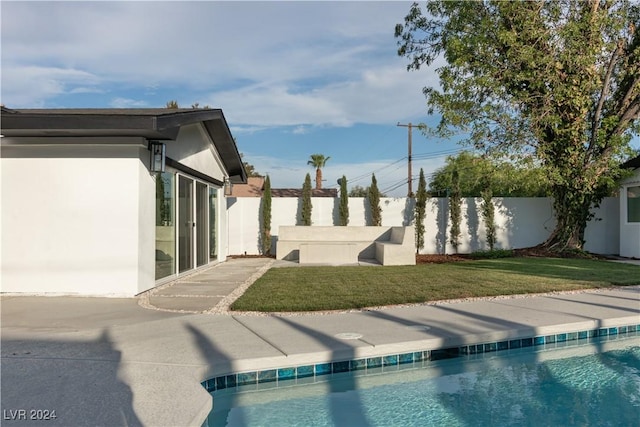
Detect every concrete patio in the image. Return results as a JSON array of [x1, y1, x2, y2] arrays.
[[1, 258, 639, 426]]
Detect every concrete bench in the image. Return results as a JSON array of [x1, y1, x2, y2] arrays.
[[375, 226, 416, 266], [276, 226, 415, 266], [299, 242, 358, 265]]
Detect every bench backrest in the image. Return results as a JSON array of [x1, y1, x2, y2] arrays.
[[278, 226, 393, 242]]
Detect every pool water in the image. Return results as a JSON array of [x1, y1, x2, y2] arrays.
[[205, 337, 640, 426]]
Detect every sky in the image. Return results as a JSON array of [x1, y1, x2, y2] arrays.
[[2, 1, 637, 197]]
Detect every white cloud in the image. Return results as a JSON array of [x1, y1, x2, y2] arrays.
[[1, 0, 438, 127], [109, 97, 149, 108], [1, 65, 100, 107]]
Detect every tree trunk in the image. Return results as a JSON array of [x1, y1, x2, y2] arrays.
[[540, 191, 592, 253], [315, 168, 322, 190]]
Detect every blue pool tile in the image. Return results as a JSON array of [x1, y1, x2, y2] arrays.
[[567, 332, 578, 341], [545, 335, 556, 344], [350, 359, 367, 371], [332, 361, 350, 373], [578, 330, 588, 339], [534, 336, 545, 346], [521, 338, 534, 347], [258, 369, 277, 383], [206, 379, 216, 392], [315, 363, 332, 376], [608, 327, 618, 335], [459, 346, 469, 355], [619, 326, 627, 334], [468, 344, 479, 354], [367, 357, 382, 368], [497, 341, 509, 351], [484, 343, 497, 353], [598, 328, 608, 337], [216, 376, 226, 390], [413, 351, 425, 362], [432, 347, 461, 360], [225, 375, 237, 388], [383, 355, 399, 366], [556, 333, 567, 342], [297, 365, 314, 378], [509, 339, 521, 349], [277, 368, 295, 381], [237, 372, 257, 386], [399, 353, 414, 364]]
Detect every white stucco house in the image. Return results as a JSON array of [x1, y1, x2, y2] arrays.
[[620, 155, 640, 258], [1, 107, 247, 296]]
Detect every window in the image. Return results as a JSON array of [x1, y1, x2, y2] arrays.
[[628, 186, 640, 223]]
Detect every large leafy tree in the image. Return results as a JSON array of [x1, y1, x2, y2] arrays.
[[396, 1, 639, 252], [307, 154, 331, 190], [429, 151, 550, 197], [349, 185, 387, 197]]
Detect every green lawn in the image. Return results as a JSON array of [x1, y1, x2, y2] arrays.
[[230, 257, 640, 312]]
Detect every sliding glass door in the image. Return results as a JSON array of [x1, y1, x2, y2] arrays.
[[157, 173, 219, 281], [196, 182, 209, 267], [178, 176, 194, 273]]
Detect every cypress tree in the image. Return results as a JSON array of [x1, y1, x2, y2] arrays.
[[301, 173, 312, 226], [449, 168, 461, 252], [339, 176, 349, 226], [260, 175, 272, 255], [368, 174, 382, 226], [480, 180, 496, 251], [414, 168, 427, 253]]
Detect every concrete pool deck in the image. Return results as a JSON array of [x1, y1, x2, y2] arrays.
[[1, 258, 639, 427]]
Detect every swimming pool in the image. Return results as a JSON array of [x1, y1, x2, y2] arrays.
[[204, 332, 639, 426]]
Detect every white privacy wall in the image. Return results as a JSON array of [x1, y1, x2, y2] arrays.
[[226, 197, 619, 256]]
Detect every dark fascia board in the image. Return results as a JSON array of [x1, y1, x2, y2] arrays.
[[201, 111, 247, 184], [1, 108, 219, 140], [1, 107, 247, 183]]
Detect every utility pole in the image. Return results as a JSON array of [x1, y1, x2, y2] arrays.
[[397, 122, 413, 197]]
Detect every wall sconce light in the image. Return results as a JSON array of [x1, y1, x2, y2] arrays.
[[224, 177, 233, 196], [149, 141, 166, 173]]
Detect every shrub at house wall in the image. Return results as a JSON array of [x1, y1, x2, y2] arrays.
[[301, 173, 312, 226], [260, 175, 272, 255], [339, 175, 349, 226], [415, 168, 427, 253], [368, 173, 382, 226]]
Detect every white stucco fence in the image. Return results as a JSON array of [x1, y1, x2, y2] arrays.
[[227, 197, 620, 256]]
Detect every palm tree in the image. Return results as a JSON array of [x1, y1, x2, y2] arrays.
[[307, 154, 331, 190]]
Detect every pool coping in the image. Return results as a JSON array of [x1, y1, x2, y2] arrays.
[[203, 321, 640, 395]]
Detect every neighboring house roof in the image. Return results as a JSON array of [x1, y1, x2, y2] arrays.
[[0, 106, 247, 183], [230, 177, 265, 197], [271, 188, 338, 197], [622, 155, 640, 170]]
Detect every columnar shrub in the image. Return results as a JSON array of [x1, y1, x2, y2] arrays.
[[339, 175, 349, 226], [481, 187, 496, 250], [301, 173, 312, 226], [260, 175, 272, 255], [449, 168, 461, 252], [414, 168, 427, 253], [368, 174, 382, 226]]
